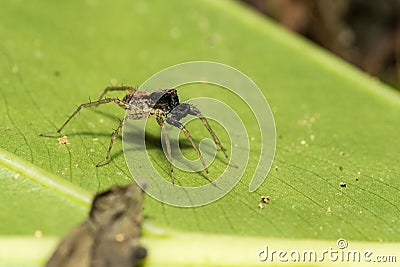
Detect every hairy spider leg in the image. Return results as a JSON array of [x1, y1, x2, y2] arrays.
[[40, 98, 132, 166], [96, 116, 129, 167], [187, 104, 230, 160], [165, 116, 212, 183], [98, 86, 137, 100], [156, 116, 175, 184], [39, 98, 130, 136]]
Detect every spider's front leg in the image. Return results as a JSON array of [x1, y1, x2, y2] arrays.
[[186, 104, 230, 160], [165, 114, 212, 183], [155, 114, 175, 184]]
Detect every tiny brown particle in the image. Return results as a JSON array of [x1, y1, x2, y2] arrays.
[[340, 182, 347, 188], [339, 151, 345, 157], [258, 203, 264, 209], [115, 233, 125, 242], [339, 166, 343, 171], [274, 166, 278, 171], [326, 207, 332, 215], [260, 195, 270, 204], [58, 136, 69, 145]]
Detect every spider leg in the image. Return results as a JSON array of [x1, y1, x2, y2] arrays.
[[187, 105, 229, 160], [98, 86, 136, 100], [166, 117, 212, 182], [39, 98, 129, 136], [156, 115, 175, 184], [96, 116, 128, 167]]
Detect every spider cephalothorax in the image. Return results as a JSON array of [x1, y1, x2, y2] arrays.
[[40, 86, 230, 183], [149, 88, 180, 113]]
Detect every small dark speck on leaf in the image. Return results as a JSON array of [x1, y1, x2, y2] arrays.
[[260, 195, 270, 204], [340, 182, 347, 188]]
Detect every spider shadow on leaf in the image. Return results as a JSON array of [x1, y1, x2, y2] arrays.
[[122, 126, 215, 183]]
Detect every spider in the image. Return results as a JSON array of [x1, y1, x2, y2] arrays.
[[40, 86, 231, 184]]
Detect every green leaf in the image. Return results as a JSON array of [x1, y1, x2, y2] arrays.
[[0, 0, 399, 266], [0, 148, 90, 234]]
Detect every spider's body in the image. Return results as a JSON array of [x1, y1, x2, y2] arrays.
[[124, 89, 181, 120], [40, 86, 230, 183]]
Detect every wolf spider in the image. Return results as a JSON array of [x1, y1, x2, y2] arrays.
[[40, 86, 231, 184]]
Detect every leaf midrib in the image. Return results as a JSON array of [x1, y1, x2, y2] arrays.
[[0, 147, 91, 206]]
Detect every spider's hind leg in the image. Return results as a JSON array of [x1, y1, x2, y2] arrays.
[[96, 116, 129, 167], [39, 98, 130, 136], [155, 114, 176, 184]]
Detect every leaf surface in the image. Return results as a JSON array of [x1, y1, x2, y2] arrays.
[[0, 0, 399, 266]]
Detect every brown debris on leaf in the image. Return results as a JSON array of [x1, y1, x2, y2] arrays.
[[46, 183, 147, 267], [57, 136, 69, 145], [258, 195, 271, 209], [326, 207, 332, 215], [260, 195, 270, 204]]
